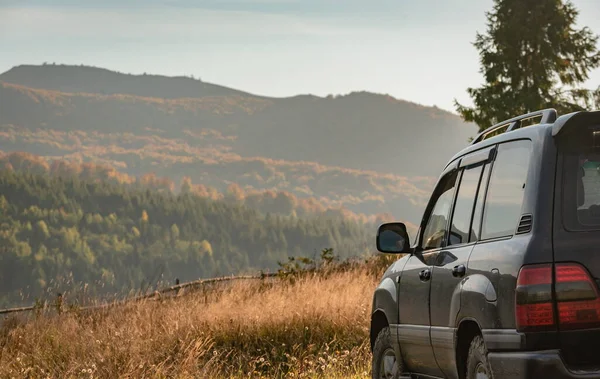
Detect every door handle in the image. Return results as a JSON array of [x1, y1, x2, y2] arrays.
[[452, 264, 466, 278], [418, 268, 431, 282]]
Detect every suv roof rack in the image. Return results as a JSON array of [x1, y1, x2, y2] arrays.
[[471, 108, 558, 145]]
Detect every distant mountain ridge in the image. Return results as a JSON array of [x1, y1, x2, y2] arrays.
[[0, 64, 478, 224], [0, 64, 257, 99]]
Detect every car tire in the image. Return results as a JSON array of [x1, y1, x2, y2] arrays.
[[372, 326, 403, 379], [466, 335, 492, 379]]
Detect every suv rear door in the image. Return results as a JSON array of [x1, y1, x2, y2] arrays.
[[554, 122, 600, 367]]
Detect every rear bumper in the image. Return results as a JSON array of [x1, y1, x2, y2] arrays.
[[489, 350, 600, 378]]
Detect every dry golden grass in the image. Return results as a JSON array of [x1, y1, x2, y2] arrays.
[[0, 258, 394, 378]]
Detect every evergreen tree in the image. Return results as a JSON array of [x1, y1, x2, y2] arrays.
[[456, 0, 600, 131]]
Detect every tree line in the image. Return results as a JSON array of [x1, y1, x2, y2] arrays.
[[0, 151, 403, 225]]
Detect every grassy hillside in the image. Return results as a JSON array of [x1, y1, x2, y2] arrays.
[[0, 256, 393, 378], [0, 64, 477, 225]]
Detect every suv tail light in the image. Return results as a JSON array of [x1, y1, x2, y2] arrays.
[[555, 263, 600, 330], [516, 263, 600, 332], [516, 264, 555, 331]]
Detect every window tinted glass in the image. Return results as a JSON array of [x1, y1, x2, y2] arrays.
[[470, 164, 491, 242], [578, 154, 600, 212], [481, 140, 532, 240], [422, 171, 458, 250], [559, 127, 600, 230], [448, 165, 484, 246]]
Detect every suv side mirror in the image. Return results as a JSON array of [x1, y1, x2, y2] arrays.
[[376, 222, 412, 254]]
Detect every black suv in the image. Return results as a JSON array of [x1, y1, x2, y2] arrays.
[[370, 109, 600, 379]]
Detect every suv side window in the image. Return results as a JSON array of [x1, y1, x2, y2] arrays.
[[448, 164, 485, 246], [469, 163, 491, 242], [421, 171, 459, 250], [481, 140, 533, 240]]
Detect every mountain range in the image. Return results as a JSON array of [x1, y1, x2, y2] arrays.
[[0, 63, 478, 226]]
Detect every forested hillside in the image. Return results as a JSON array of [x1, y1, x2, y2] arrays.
[[0, 168, 372, 307], [0, 150, 405, 226], [0, 64, 477, 225]]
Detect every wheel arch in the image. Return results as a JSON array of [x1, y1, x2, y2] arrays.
[[370, 309, 389, 351], [455, 318, 483, 379]]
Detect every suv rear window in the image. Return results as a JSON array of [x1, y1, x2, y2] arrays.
[[560, 126, 600, 230], [481, 139, 532, 240]]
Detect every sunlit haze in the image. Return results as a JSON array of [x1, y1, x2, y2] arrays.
[[2, 0, 600, 112]]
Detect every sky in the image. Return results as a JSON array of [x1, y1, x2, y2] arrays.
[[1, 0, 600, 112]]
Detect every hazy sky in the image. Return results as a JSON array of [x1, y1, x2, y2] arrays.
[[2, 0, 600, 112]]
